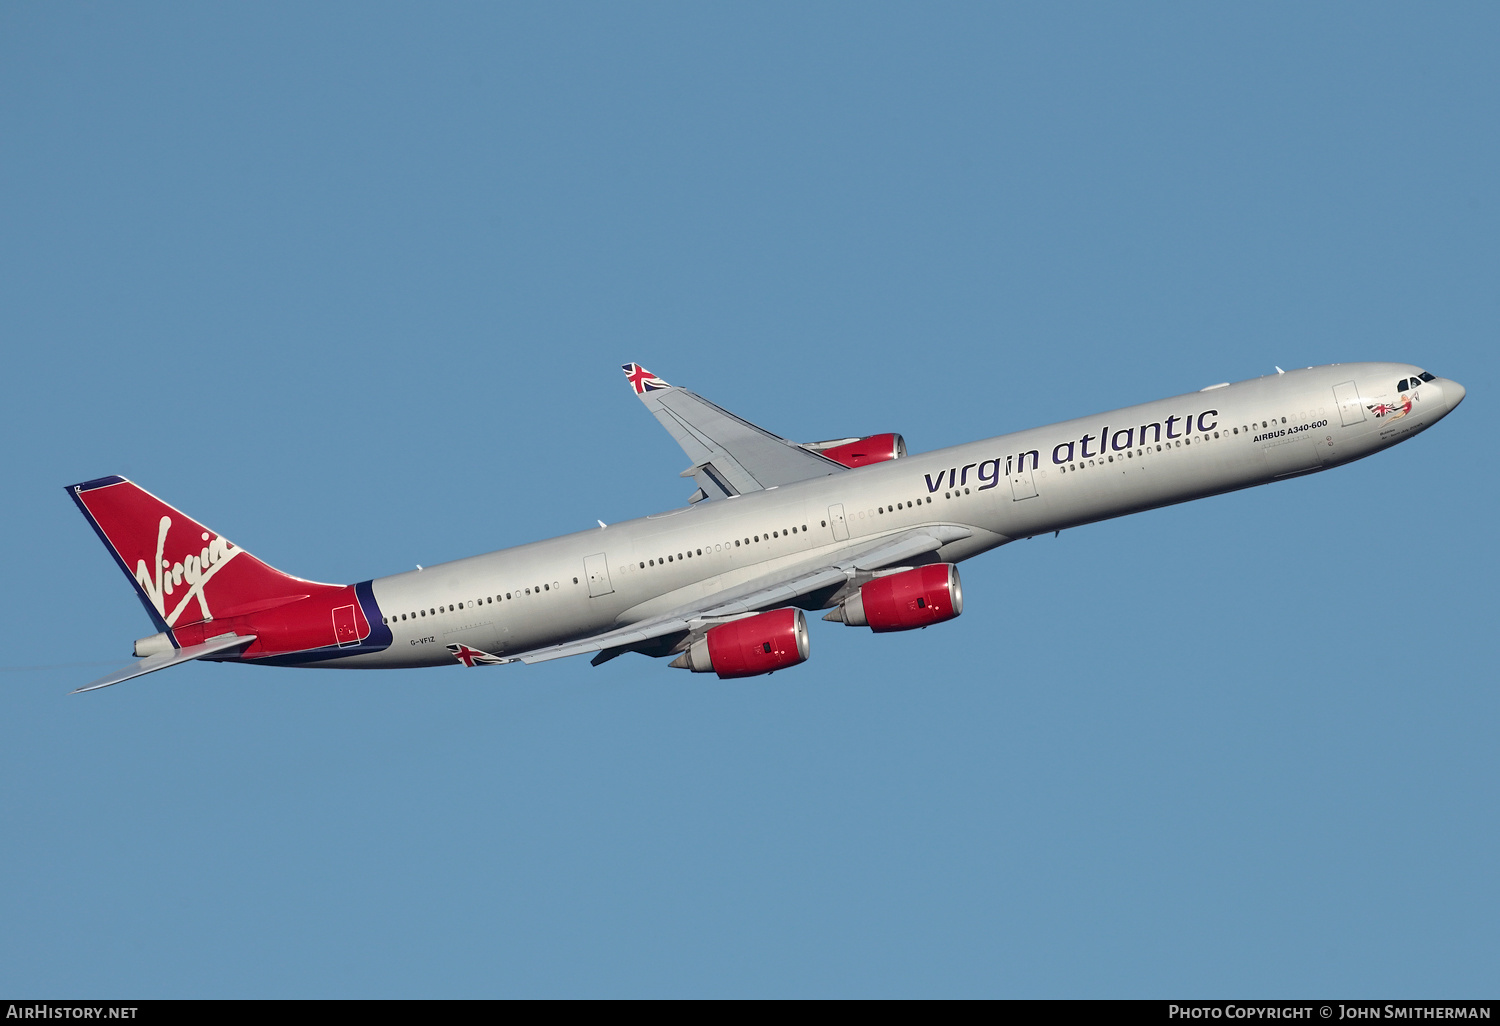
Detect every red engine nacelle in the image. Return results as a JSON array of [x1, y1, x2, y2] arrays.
[[669, 608, 811, 679], [810, 433, 907, 468], [825, 564, 963, 633]]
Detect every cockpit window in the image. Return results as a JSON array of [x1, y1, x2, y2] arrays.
[[1398, 379, 1409, 391], [1419, 371, 1435, 382]]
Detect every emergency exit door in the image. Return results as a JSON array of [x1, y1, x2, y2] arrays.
[[827, 504, 849, 541], [584, 552, 614, 597], [1333, 380, 1366, 427]]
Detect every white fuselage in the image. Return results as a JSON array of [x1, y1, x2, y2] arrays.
[[349, 362, 1458, 668]]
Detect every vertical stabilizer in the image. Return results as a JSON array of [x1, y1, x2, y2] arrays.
[[66, 476, 328, 642]]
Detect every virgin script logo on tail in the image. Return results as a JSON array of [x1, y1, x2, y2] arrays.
[[134, 515, 242, 627]]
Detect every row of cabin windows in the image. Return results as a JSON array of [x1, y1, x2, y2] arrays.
[[1055, 416, 1307, 474], [1060, 428, 1219, 473], [816, 495, 938, 529], [637, 525, 812, 568], [817, 496, 935, 528], [382, 575, 583, 624], [1062, 440, 1186, 471]]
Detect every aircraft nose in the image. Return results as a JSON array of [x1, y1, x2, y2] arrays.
[[1444, 379, 1466, 412]]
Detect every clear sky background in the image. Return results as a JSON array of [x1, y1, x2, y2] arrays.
[[2, 2, 1495, 998]]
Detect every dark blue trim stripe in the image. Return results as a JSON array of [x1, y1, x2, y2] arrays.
[[65, 477, 175, 641], [219, 580, 394, 667]]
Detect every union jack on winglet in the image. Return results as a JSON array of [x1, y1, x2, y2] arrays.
[[622, 363, 670, 395]]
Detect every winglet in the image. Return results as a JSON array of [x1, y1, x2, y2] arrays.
[[622, 363, 671, 396]]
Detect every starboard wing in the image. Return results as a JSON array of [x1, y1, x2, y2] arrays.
[[621, 362, 847, 502]]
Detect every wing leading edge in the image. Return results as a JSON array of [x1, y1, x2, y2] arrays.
[[621, 363, 847, 502]]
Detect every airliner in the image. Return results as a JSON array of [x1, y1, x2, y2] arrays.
[[67, 361, 1465, 692]]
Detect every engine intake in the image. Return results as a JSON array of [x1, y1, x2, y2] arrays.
[[824, 564, 963, 633], [669, 608, 810, 679]]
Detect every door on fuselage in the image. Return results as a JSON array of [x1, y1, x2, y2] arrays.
[[1009, 464, 1038, 501], [584, 552, 614, 597], [827, 503, 849, 541], [332, 604, 362, 648], [1333, 380, 1366, 427]]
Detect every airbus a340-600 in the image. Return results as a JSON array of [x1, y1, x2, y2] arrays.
[[67, 361, 1464, 693]]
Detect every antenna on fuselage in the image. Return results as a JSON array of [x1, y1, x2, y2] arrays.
[[1275, 366, 1285, 374]]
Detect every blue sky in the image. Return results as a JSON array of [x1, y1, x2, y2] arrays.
[[2, 3, 1495, 997]]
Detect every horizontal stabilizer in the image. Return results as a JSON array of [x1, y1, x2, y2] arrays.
[[71, 634, 256, 694]]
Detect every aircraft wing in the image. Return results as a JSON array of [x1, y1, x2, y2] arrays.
[[621, 363, 847, 501], [499, 524, 973, 666]]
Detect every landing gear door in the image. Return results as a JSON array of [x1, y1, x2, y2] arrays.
[[1333, 381, 1366, 427], [584, 552, 614, 598], [828, 503, 849, 541]]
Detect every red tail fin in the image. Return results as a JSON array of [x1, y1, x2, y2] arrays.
[[67, 476, 332, 637]]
